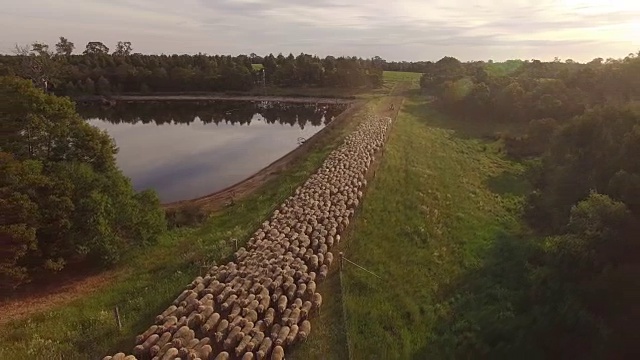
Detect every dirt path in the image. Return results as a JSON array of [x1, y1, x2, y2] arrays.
[[0, 270, 122, 325]]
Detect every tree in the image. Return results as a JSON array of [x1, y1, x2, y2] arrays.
[[0, 76, 166, 288], [83, 78, 95, 94], [12, 42, 61, 91], [83, 41, 109, 55], [55, 37, 75, 56], [96, 76, 111, 95], [113, 41, 133, 56], [0, 153, 41, 289]]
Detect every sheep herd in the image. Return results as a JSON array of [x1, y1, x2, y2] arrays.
[[103, 114, 393, 360]]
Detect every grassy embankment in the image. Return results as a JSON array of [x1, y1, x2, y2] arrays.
[[293, 81, 530, 358], [0, 72, 415, 359]]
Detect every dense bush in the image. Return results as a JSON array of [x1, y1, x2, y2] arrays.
[[165, 205, 210, 229], [421, 53, 640, 357], [0, 76, 166, 289]]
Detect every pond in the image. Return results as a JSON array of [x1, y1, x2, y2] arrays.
[[78, 100, 348, 203]]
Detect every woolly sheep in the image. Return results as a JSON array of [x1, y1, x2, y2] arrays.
[[271, 345, 285, 360], [256, 337, 274, 360]]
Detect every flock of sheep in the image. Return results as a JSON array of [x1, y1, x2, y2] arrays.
[[103, 113, 393, 360]]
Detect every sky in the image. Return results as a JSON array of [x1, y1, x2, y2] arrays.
[[0, 0, 638, 62]]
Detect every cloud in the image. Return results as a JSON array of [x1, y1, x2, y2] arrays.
[[0, 0, 638, 61]]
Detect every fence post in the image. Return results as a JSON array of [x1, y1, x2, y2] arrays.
[[339, 252, 344, 271], [113, 306, 122, 331]]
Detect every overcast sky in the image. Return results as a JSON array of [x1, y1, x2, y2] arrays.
[[1, 0, 638, 62]]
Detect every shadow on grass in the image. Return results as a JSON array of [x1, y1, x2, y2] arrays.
[[486, 170, 531, 196], [411, 230, 540, 360], [402, 100, 527, 141]]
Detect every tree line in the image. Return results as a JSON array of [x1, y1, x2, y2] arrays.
[[0, 76, 166, 290], [421, 52, 640, 357], [0, 37, 383, 96]]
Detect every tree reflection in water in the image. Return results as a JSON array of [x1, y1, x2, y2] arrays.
[[77, 100, 348, 129]]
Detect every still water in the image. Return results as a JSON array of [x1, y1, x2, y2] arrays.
[[78, 101, 348, 203]]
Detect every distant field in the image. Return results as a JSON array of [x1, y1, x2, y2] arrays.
[[381, 71, 422, 95], [251, 63, 264, 70]]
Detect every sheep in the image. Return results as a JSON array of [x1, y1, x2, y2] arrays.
[[135, 325, 159, 344], [223, 326, 244, 351], [291, 298, 303, 309], [287, 308, 301, 326], [324, 252, 334, 266], [247, 331, 265, 352], [276, 295, 288, 313], [271, 345, 285, 360], [156, 305, 178, 323], [286, 324, 299, 345], [274, 325, 290, 346], [133, 333, 159, 356], [228, 303, 243, 318], [298, 320, 311, 341], [214, 351, 230, 360], [235, 334, 253, 357], [178, 338, 200, 357], [214, 319, 230, 342], [263, 307, 276, 326], [201, 312, 221, 334], [256, 337, 273, 360], [300, 301, 313, 320], [160, 347, 179, 360], [318, 265, 329, 282], [241, 321, 255, 337], [186, 312, 204, 328], [312, 293, 323, 315], [149, 332, 172, 357], [197, 344, 213, 359], [171, 326, 194, 348], [270, 324, 282, 342]]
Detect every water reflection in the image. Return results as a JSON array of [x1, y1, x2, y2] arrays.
[[80, 101, 348, 203], [77, 101, 347, 129]]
